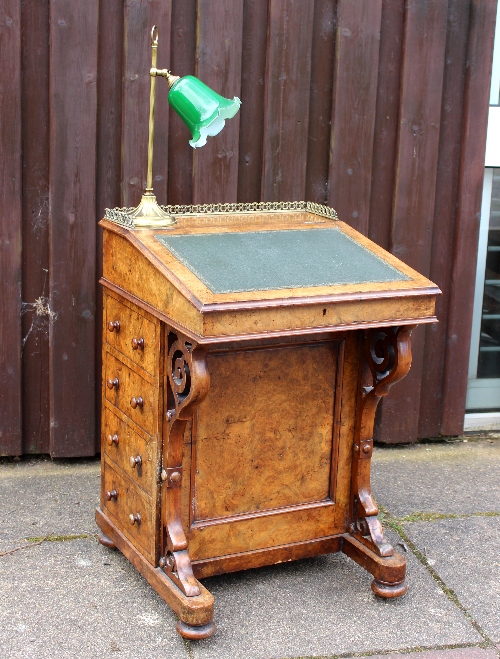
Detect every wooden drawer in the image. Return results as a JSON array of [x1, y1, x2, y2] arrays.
[[102, 459, 155, 560], [105, 351, 156, 436], [105, 294, 158, 376], [102, 406, 157, 497]]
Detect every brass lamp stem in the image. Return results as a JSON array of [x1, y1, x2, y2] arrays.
[[127, 26, 176, 228], [146, 27, 158, 192]]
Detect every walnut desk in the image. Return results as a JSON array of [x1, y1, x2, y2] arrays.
[[96, 203, 439, 639]]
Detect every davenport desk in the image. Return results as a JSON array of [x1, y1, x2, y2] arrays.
[[96, 202, 439, 639]]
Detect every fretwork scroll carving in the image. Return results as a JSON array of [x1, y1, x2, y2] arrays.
[[350, 325, 415, 557], [160, 330, 210, 597]]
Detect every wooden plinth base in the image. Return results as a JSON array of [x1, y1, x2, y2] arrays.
[[95, 508, 215, 635], [96, 509, 406, 640]]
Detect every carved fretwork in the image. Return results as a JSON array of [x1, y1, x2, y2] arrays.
[[350, 325, 415, 557], [160, 330, 210, 597]]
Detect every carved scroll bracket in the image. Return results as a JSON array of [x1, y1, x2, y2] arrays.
[[160, 330, 210, 597], [350, 325, 416, 557]]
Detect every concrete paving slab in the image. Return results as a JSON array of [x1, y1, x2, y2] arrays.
[[0, 458, 100, 546], [404, 516, 500, 643], [372, 438, 500, 518], [0, 537, 188, 659], [189, 531, 480, 659]]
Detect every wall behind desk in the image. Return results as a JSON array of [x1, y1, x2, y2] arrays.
[[0, 0, 495, 456]]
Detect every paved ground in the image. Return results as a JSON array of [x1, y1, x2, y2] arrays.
[[0, 435, 499, 659]]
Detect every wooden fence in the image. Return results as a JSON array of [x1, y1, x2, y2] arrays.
[[0, 0, 496, 456]]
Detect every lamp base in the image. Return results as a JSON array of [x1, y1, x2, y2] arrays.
[[127, 191, 176, 228]]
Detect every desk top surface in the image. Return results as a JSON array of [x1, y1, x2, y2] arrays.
[[101, 208, 440, 340]]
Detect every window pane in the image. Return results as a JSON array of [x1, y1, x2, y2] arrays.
[[478, 168, 500, 377]]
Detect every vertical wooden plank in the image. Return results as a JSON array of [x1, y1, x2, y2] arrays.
[[261, 0, 314, 202], [327, 0, 383, 235], [0, 1, 22, 455], [417, 0, 469, 438], [237, 0, 269, 203], [368, 0, 404, 251], [168, 0, 197, 205], [122, 1, 172, 208], [193, 0, 244, 204], [49, 0, 99, 457], [95, 0, 124, 453], [304, 0, 337, 204], [441, 0, 497, 435], [21, 0, 51, 455], [376, 0, 448, 444]]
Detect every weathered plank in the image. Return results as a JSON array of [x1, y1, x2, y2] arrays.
[[95, 0, 125, 453], [368, 0, 405, 251], [48, 0, 99, 456], [168, 0, 197, 205], [376, 0, 448, 444], [328, 0, 383, 235], [305, 0, 337, 204], [20, 0, 51, 454], [0, 1, 22, 455], [261, 0, 315, 202], [441, 0, 497, 435], [417, 0, 470, 438], [193, 0, 244, 204], [237, 0, 269, 203], [122, 1, 172, 208]]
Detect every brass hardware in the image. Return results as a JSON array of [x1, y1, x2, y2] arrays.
[[152, 68, 180, 89], [104, 200, 339, 229], [131, 337, 145, 351], [129, 512, 142, 525], [130, 396, 144, 409], [129, 455, 142, 468], [105, 489, 118, 501], [170, 471, 181, 484], [107, 378, 119, 390], [107, 434, 119, 446], [107, 320, 120, 333]]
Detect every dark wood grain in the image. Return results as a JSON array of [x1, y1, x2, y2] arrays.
[[305, 0, 337, 204], [48, 0, 99, 456], [441, 0, 497, 434], [168, 0, 197, 205], [261, 0, 315, 201], [237, 0, 269, 203], [328, 0, 383, 235], [192, 0, 244, 204], [0, 1, 22, 455], [368, 0, 405, 252], [95, 0, 125, 454], [418, 0, 470, 438], [122, 1, 172, 208], [20, 0, 50, 454], [377, 0, 448, 443]]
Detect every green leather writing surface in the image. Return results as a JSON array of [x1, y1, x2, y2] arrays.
[[155, 227, 410, 294]]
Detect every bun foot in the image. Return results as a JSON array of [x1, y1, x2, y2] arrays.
[[371, 579, 408, 599], [176, 620, 216, 640], [98, 532, 116, 549]]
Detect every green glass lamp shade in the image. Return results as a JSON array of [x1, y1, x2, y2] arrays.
[[168, 75, 241, 148]]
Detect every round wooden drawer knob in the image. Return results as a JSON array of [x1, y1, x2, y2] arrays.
[[129, 455, 142, 468], [129, 512, 141, 525], [105, 489, 118, 501], [130, 396, 143, 409], [107, 378, 119, 390], [131, 337, 145, 351], [107, 320, 120, 333], [107, 434, 119, 446]]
